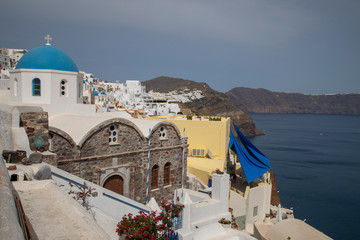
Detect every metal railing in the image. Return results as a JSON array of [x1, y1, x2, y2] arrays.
[[167, 231, 179, 240], [171, 212, 183, 231]]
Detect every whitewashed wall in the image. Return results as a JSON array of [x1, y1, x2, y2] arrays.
[[245, 184, 271, 234], [49, 165, 152, 240], [230, 183, 272, 234]]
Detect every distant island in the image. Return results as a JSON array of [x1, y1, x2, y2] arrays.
[[226, 87, 360, 115]]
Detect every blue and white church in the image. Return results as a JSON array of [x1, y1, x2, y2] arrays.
[[9, 35, 95, 116]]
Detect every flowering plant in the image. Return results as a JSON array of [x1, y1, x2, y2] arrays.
[[68, 181, 95, 209], [116, 202, 184, 239], [218, 218, 231, 224], [161, 202, 184, 219]]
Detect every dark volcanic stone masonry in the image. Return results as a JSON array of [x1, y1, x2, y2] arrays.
[[49, 119, 188, 205], [20, 112, 49, 151]]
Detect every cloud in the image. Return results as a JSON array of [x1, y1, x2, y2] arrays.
[[2, 0, 317, 46], [95, 0, 316, 45]]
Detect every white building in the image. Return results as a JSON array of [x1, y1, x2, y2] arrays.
[[6, 48, 27, 68], [0, 48, 11, 71], [230, 173, 272, 234], [3, 40, 95, 117], [0, 48, 27, 80], [124, 80, 145, 97], [113, 80, 144, 109], [0, 48, 11, 81]]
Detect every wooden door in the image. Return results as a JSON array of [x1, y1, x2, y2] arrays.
[[103, 175, 124, 195]]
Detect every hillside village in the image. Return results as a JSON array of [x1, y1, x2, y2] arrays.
[[81, 77, 205, 117], [0, 38, 332, 240]]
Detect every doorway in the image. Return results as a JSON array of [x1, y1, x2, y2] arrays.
[[103, 175, 124, 195]]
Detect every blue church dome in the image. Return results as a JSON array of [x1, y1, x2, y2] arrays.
[[16, 45, 79, 72]]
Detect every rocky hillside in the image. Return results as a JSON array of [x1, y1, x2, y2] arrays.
[[143, 76, 262, 137], [226, 87, 360, 115]]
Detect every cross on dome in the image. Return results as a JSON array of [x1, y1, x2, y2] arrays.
[[45, 34, 52, 45]]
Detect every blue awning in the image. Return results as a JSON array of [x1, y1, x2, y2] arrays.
[[229, 123, 270, 183]]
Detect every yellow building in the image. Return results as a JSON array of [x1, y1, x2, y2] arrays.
[[146, 115, 230, 184]]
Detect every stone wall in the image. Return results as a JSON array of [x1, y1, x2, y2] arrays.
[[49, 129, 77, 162], [80, 122, 144, 157], [51, 120, 188, 205], [148, 147, 184, 203], [19, 112, 49, 152]]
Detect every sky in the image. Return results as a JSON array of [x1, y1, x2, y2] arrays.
[[1, 0, 360, 94]]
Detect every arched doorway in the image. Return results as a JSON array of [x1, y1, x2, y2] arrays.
[[103, 175, 124, 195]]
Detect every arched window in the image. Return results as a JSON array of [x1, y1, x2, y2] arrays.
[[108, 125, 118, 144], [164, 162, 171, 186], [60, 79, 68, 97], [151, 165, 159, 189], [32, 78, 41, 96]]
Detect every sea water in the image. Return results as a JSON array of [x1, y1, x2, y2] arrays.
[[249, 114, 360, 240]]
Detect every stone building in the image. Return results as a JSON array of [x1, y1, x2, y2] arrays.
[[48, 115, 188, 204]]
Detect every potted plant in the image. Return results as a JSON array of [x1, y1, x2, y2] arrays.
[[116, 202, 184, 239], [218, 218, 231, 229]]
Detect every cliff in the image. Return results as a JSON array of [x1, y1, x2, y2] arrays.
[[143, 76, 262, 137], [226, 87, 360, 115]]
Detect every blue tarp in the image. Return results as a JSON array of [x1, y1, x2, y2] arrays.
[[229, 123, 270, 183]]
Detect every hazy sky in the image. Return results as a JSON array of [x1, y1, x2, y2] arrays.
[[1, 0, 359, 94]]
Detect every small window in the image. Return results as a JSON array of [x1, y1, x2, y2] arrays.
[[253, 206, 258, 216], [14, 78, 18, 97], [164, 162, 171, 186], [151, 165, 159, 189], [48, 135, 54, 151], [32, 78, 41, 96], [60, 80, 68, 96], [159, 126, 167, 140], [192, 149, 205, 157], [10, 174, 18, 181], [108, 125, 118, 144]]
